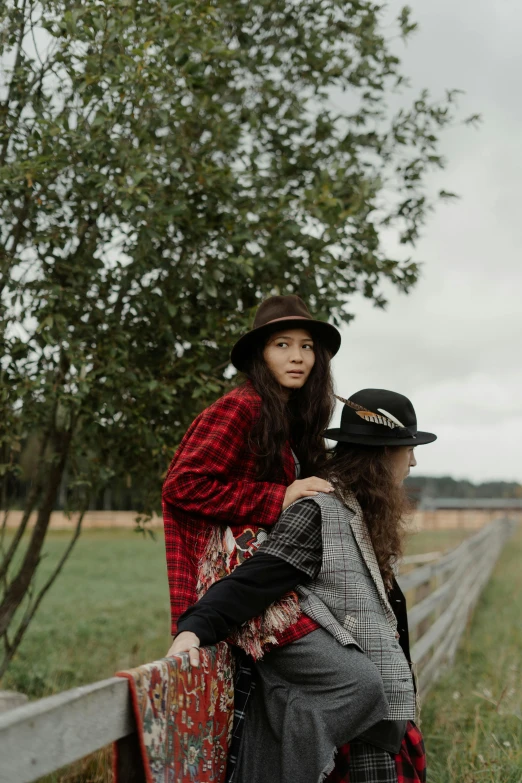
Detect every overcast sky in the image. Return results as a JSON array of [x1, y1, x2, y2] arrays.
[[330, 0, 521, 483]]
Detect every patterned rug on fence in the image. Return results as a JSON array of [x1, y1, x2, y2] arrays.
[[113, 643, 235, 783]]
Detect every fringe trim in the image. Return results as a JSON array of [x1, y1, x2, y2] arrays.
[[319, 747, 338, 783], [197, 526, 302, 660]]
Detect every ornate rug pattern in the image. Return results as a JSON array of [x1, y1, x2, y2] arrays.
[[114, 643, 234, 783]]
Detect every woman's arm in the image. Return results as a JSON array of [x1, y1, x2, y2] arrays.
[[162, 394, 287, 527], [176, 552, 306, 644], [168, 499, 322, 662]]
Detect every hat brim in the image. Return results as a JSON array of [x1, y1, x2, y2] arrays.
[[323, 428, 437, 447], [231, 319, 341, 371]]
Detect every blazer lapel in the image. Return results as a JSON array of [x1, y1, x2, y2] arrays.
[[342, 491, 396, 628]]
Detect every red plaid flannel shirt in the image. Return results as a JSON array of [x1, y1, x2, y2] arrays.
[[162, 382, 319, 644], [326, 722, 426, 783]]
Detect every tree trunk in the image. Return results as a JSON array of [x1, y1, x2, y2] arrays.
[[0, 428, 72, 640]]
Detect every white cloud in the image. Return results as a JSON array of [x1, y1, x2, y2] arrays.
[[330, 0, 522, 482]]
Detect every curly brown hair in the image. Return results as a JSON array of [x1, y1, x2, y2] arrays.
[[319, 443, 413, 590]]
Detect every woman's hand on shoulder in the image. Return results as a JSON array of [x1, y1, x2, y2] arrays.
[[282, 477, 334, 510], [166, 631, 201, 667]]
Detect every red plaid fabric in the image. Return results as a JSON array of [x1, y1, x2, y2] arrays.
[[395, 722, 426, 783], [326, 722, 426, 783], [162, 381, 318, 645]]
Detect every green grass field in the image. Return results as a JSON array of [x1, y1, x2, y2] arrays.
[[421, 525, 522, 783], [1, 524, 520, 782], [1, 529, 172, 698], [405, 527, 470, 557]]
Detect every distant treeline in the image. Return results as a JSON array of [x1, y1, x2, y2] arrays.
[[406, 476, 522, 500], [7, 458, 521, 512]]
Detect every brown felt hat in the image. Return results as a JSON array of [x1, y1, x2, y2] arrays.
[[231, 295, 341, 371]]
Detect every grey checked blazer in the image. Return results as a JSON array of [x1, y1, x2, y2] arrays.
[[297, 491, 416, 720]]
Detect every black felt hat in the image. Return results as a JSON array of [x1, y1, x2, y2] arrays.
[[324, 389, 437, 447], [231, 295, 341, 372]]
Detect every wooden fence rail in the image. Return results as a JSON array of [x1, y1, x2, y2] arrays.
[[0, 517, 517, 783]]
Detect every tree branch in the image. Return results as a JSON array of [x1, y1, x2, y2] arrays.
[[0, 0, 29, 116], [0, 0, 29, 165], [0, 47, 59, 168], [0, 423, 73, 638], [0, 431, 49, 584], [0, 505, 87, 679]]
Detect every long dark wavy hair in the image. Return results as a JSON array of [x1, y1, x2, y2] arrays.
[[319, 443, 412, 590], [242, 337, 335, 481]]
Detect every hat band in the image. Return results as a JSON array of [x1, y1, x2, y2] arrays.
[[256, 314, 312, 328], [338, 423, 417, 439]]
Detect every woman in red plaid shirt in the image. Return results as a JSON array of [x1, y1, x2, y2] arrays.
[[163, 295, 342, 654], [163, 295, 356, 779]]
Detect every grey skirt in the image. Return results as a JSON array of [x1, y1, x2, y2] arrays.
[[234, 628, 389, 783]]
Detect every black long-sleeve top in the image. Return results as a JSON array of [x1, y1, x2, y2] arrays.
[[177, 499, 411, 662]]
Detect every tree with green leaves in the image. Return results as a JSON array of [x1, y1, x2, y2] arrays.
[[0, 0, 476, 677]]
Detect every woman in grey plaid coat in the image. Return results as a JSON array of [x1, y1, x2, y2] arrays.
[[172, 389, 436, 783]]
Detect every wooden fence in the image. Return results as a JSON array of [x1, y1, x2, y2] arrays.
[[399, 517, 516, 693], [0, 517, 517, 783]]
